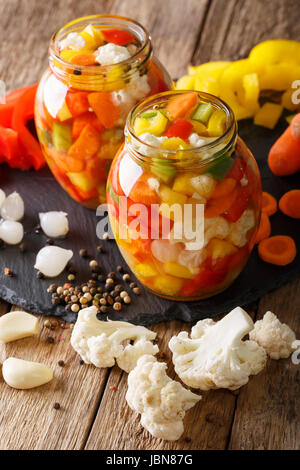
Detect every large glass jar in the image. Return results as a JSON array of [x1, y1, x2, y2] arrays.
[[35, 15, 172, 208], [107, 91, 262, 300]]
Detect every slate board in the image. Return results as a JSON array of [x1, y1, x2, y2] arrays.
[[0, 115, 299, 325]]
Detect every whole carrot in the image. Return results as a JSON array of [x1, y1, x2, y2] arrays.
[[268, 125, 300, 176]]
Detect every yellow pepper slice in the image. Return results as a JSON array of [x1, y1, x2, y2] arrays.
[[254, 103, 283, 129], [153, 275, 184, 296], [175, 75, 195, 90], [249, 40, 300, 66], [281, 88, 300, 111], [207, 239, 238, 259], [163, 262, 196, 279], [134, 111, 168, 136], [134, 263, 157, 278], [207, 110, 227, 137]]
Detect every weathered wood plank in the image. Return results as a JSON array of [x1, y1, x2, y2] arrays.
[[192, 0, 300, 65], [228, 278, 300, 450], [85, 320, 237, 450], [0, 307, 110, 450]]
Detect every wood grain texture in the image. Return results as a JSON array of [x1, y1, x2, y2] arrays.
[[193, 0, 300, 64], [228, 279, 300, 450], [0, 307, 110, 450]]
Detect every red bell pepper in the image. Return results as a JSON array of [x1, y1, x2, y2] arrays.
[[180, 266, 227, 297], [163, 119, 193, 140], [11, 83, 45, 170], [223, 185, 251, 222], [226, 157, 247, 182], [101, 28, 135, 46], [0, 126, 20, 162]]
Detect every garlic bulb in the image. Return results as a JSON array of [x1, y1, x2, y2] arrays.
[[0, 189, 6, 208], [1, 192, 24, 221], [0, 220, 24, 245], [34, 246, 73, 278], [39, 211, 69, 238]]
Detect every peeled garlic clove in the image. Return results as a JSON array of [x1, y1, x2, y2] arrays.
[[0, 220, 24, 244], [39, 211, 69, 238], [34, 245, 73, 277], [2, 357, 53, 389], [0, 311, 39, 343], [0, 188, 6, 209], [0, 191, 24, 221]]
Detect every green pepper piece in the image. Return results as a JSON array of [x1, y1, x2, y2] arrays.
[[140, 111, 158, 119], [151, 158, 177, 184], [107, 183, 119, 205], [205, 153, 233, 180], [37, 129, 52, 148], [192, 103, 214, 124], [52, 122, 72, 152]]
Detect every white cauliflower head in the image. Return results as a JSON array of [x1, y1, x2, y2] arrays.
[[249, 311, 297, 360], [169, 307, 267, 391], [71, 306, 158, 372], [126, 355, 201, 441], [227, 208, 255, 247]]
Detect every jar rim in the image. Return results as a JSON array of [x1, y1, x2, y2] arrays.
[[49, 14, 151, 74], [125, 90, 237, 166]]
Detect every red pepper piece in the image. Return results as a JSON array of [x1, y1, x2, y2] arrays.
[[226, 157, 247, 182], [180, 267, 226, 297], [0, 126, 20, 161], [66, 92, 90, 118], [11, 84, 45, 170], [101, 28, 135, 46], [223, 185, 251, 222], [163, 119, 193, 140]]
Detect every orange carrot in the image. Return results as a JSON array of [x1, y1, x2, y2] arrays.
[[211, 177, 236, 199], [268, 126, 300, 176], [68, 124, 101, 159], [255, 213, 271, 244], [279, 189, 300, 219], [88, 92, 120, 129], [72, 112, 104, 139], [290, 113, 300, 140], [258, 235, 296, 266], [205, 187, 238, 218], [166, 92, 198, 120], [70, 53, 96, 66], [261, 191, 277, 216]]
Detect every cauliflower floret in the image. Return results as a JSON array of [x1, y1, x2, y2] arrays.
[[249, 311, 297, 360], [126, 72, 151, 101], [169, 307, 267, 391], [94, 43, 131, 65], [204, 216, 230, 246], [227, 208, 255, 247], [126, 355, 201, 441], [71, 306, 158, 372], [135, 133, 168, 156], [188, 133, 207, 147], [59, 32, 86, 51], [190, 174, 217, 199]]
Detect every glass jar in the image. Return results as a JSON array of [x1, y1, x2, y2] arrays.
[[35, 15, 172, 208], [107, 91, 262, 300]]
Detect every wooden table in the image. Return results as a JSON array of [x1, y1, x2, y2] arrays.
[[0, 0, 299, 451]]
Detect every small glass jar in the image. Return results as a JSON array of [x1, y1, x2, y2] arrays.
[[35, 15, 172, 208], [107, 91, 262, 300]]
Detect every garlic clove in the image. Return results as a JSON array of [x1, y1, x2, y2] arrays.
[[0, 188, 6, 209], [2, 357, 53, 389], [39, 211, 69, 238], [0, 191, 24, 221], [0, 220, 24, 245], [0, 311, 39, 343], [34, 245, 73, 277]]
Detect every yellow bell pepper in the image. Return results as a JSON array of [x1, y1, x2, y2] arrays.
[[97, 142, 120, 160], [134, 263, 157, 278], [281, 88, 300, 111], [207, 239, 238, 259], [188, 61, 229, 79], [56, 100, 73, 122], [207, 110, 227, 137], [249, 40, 300, 66], [191, 119, 207, 135], [172, 173, 196, 196], [159, 185, 187, 206], [79, 25, 104, 49], [163, 262, 196, 279], [67, 171, 95, 192], [254, 103, 283, 129], [237, 73, 260, 111], [285, 114, 296, 124], [134, 111, 168, 136], [175, 75, 195, 90], [153, 275, 184, 296]]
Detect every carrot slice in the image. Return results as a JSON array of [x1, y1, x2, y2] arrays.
[[258, 235, 296, 266], [88, 92, 120, 129], [290, 113, 300, 141], [261, 191, 277, 216], [166, 92, 198, 120], [279, 189, 300, 219], [268, 126, 300, 176], [69, 53, 96, 66], [211, 177, 236, 199], [205, 187, 238, 218], [255, 213, 271, 243], [68, 124, 101, 159]]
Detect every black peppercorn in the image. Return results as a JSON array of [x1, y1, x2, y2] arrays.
[[36, 271, 44, 279], [53, 402, 61, 410], [74, 69, 81, 75], [79, 248, 88, 258]]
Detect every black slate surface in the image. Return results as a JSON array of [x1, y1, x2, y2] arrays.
[[0, 115, 299, 325]]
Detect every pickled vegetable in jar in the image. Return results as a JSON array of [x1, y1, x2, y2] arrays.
[[35, 15, 172, 208], [107, 91, 262, 300]]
